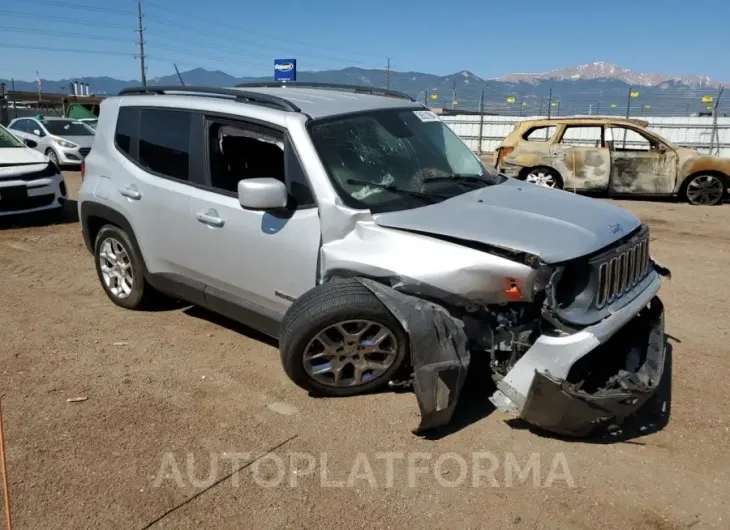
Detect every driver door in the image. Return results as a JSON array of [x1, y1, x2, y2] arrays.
[[549, 124, 610, 191], [606, 126, 678, 195]]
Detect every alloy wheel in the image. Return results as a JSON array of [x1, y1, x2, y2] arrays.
[[98, 237, 134, 299], [526, 170, 557, 188], [686, 175, 724, 205], [303, 320, 399, 388]]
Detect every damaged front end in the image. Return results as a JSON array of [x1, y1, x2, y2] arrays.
[[519, 297, 665, 437], [335, 231, 670, 438]]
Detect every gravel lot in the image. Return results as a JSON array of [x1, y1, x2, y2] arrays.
[[0, 171, 728, 529]]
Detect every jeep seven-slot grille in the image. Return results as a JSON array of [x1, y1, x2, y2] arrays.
[[595, 236, 650, 308]]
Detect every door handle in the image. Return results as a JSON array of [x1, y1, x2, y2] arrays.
[[119, 186, 142, 200], [196, 211, 225, 228]]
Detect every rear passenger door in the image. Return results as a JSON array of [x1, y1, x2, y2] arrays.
[[549, 125, 610, 191], [186, 116, 321, 326], [113, 106, 207, 304]]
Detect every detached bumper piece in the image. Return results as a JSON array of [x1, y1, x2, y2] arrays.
[[357, 278, 470, 433], [520, 297, 665, 437]]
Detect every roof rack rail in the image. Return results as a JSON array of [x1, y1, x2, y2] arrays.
[[117, 86, 301, 112], [234, 82, 415, 102]]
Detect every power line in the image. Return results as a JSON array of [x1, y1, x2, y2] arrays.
[[18, 0, 133, 16], [0, 10, 130, 29], [143, 0, 384, 61], [143, 18, 383, 68], [0, 42, 133, 58], [0, 26, 132, 43]]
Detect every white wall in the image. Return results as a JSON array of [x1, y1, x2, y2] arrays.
[[441, 114, 730, 158]]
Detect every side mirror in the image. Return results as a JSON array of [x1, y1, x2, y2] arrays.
[[238, 178, 288, 210], [32, 129, 42, 137], [24, 139, 37, 148]]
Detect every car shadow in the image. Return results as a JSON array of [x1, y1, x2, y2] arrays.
[[0, 198, 79, 229], [182, 305, 279, 348], [503, 339, 674, 445]]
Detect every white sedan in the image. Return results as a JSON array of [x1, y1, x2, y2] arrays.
[[0, 125, 67, 218]]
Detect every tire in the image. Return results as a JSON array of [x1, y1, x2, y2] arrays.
[[279, 278, 409, 397], [523, 166, 563, 189], [45, 149, 59, 167], [93, 224, 156, 310], [682, 173, 726, 206]]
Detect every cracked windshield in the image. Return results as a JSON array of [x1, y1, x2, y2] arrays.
[[310, 109, 504, 210]]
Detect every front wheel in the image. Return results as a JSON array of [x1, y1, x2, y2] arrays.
[[683, 174, 726, 206], [524, 167, 563, 189], [45, 149, 59, 167], [279, 279, 409, 397]]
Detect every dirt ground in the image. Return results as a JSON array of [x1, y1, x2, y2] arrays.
[[1, 171, 728, 529]]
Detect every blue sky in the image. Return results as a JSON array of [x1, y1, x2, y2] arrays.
[[1, 0, 729, 82]]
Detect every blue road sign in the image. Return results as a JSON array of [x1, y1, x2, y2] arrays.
[[274, 59, 297, 82]]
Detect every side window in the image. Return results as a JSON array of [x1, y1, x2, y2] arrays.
[[10, 120, 27, 132], [607, 127, 653, 152], [138, 108, 192, 181], [115, 107, 138, 157], [560, 126, 603, 148], [523, 125, 556, 142], [206, 119, 315, 207]]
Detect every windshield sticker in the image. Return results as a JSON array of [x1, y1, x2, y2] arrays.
[[413, 110, 441, 122]]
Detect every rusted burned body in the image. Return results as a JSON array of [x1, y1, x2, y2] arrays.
[[495, 117, 730, 205]]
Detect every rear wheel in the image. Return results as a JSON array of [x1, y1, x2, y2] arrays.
[[683, 174, 726, 206], [279, 279, 409, 397], [93, 224, 157, 309], [524, 167, 563, 189]]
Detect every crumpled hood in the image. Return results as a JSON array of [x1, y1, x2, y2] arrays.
[[372, 179, 641, 264]]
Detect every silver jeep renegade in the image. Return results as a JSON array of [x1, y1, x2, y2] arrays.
[[78, 83, 670, 437]]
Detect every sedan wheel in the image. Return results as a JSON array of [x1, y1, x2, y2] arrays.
[[525, 168, 561, 188], [46, 149, 59, 166], [303, 319, 399, 388], [685, 174, 725, 206]]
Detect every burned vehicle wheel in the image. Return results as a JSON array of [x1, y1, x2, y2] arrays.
[[683, 174, 726, 206], [524, 167, 563, 189], [279, 279, 409, 397]]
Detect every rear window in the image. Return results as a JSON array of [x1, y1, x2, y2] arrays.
[[522, 125, 556, 142]]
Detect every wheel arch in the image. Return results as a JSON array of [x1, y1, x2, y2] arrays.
[[678, 169, 729, 195], [80, 201, 147, 272]]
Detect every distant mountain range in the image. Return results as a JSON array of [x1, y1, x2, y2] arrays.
[[3, 62, 728, 116]]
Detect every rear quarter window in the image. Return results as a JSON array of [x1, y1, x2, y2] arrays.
[[522, 125, 557, 142], [115, 107, 138, 157]]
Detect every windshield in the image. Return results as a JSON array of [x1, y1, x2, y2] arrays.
[[43, 120, 95, 136], [309, 108, 505, 212], [0, 126, 25, 148]]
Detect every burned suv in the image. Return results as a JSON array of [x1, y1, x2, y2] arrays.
[[495, 117, 729, 205], [78, 83, 669, 437]]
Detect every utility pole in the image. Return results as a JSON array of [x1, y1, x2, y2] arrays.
[[136, 0, 147, 86], [710, 87, 724, 156], [477, 89, 485, 155], [546, 88, 553, 119], [385, 58, 391, 90], [451, 78, 456, 110], [174, 64, 185, 86]]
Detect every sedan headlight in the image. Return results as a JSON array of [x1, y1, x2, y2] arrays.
[[54, 138, 78, 149]]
